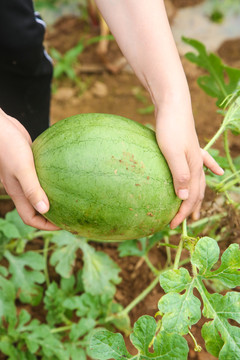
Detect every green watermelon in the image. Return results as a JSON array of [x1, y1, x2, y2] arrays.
[[32, 113, 181, 240]]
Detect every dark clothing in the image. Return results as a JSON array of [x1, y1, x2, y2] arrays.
[[0, 0, 52, 140]]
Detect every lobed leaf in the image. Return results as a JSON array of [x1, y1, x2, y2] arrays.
[[50, 231, 80, 278], [118, 238, 146, 257], [43, 281, 67, 326], [69, 318, 96, 342], [130, 315, 156, 354], [5, 209, 36, 238], [192, 238, 240, 288], [160, 267, 192, 293], [0, 274, 16, 325], [4, 250, 45, 305], [90, 329, 131, 360], [90, 316, 188, 360], [197, 281, 240, 359], [182, 37, 240, 107], [79, 241, 121, 296], [159, 268, 201, 334], [192, 238, 240, 358], [24, 323, 68, 359], [63, 293, 108, 320], [63, 343, 86, 360], [191, 237, 219, 275]]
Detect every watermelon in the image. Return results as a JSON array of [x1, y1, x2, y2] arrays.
[[32, 113, 181, 240]]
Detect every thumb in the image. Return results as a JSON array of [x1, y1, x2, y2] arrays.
[[16, 166, 49, 214], [163, 151, 190, 200]]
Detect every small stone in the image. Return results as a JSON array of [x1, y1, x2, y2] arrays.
[[91, 81, 108, 98]]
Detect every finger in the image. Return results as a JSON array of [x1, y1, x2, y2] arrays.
[[15, 164, 49, 215], [170, 171, 201, 229], [14, 197, 59, 230], [163, 151, 191, 201], [5, 177, 59, 230], [201, 149, 224, 175], [192, 170, 206, 221]]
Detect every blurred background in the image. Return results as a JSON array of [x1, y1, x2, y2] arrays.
[[33, 0, 240, 154]]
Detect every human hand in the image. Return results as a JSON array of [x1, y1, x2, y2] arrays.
[[0, 109, 59, 230], [155, 104, 224, 229]]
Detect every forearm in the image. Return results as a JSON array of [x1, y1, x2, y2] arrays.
[[95, 0, 191, 111]]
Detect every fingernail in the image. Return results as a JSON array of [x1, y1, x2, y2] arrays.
[[178, 189, 189, 200], [193, 212, 200, 220], [219, 167, 224, 175], [35, 201, 48, 214]]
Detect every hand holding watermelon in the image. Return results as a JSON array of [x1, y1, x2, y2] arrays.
[[0, 108, 58, 231]]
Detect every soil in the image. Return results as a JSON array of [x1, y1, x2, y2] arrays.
[[0, 1, 240, 359]]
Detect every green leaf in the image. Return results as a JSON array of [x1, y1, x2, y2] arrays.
[[89, 329, 131, 360], [192, 238, 240, 288], [5, 209, 36, 238], [191, 237, 240, 358], [0, 274, 16, 325], [23, 322, 68, 359], [44, 282, 66, 326], [159, 268, 192, 293], [159, 269, 201, 334], [63, 293, 107, 320], [197, 280, 240, 359], [182, 37, 240, 106], [60, 274, 76, 295], [110, 303, 132, 335], [50, 47, 62, 61], [201, 321, 224, 358], [191, 237, 220, 275], [79, 241, 121, 296], [50, 231, 80, 278], [224, 94, 240, 135], [65, 41, 84, 63], [90, 316, 188, 360], [69, 318, 96, 342], [0, 218, 20, 239], [118, 239, 145, 257], [63, 343, 86, 360], [0, 342, 25, 360], [4, 250, 45, 305], [130, 315, 156, 354]]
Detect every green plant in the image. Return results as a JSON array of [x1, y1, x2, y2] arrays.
[[0, 38, 240, 360], [51, 35, 114, 86], [89, 38, 240, 359], [204, 0, 240, 23], [0, 210, 131, 358]]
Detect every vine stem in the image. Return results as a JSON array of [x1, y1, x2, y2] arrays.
[[224, 130, 240, 181], [144, 255, 160, 274], [0, 194, 11, 200], [106, 257, 190, 322], [173, 220, 187, 270], [50, 325, 72, 334], [44, 237, 50, 287], [203, 124, 225, 152], [164, 236, 172, 266], [188, 328, 202, 352], [157, 242, 178, 249]]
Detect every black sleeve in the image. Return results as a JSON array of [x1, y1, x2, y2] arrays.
[[0, 0, 46, 74], [0, 0, 53, 139]]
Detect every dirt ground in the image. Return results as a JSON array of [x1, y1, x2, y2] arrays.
[[0, 1, 240, 359]]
